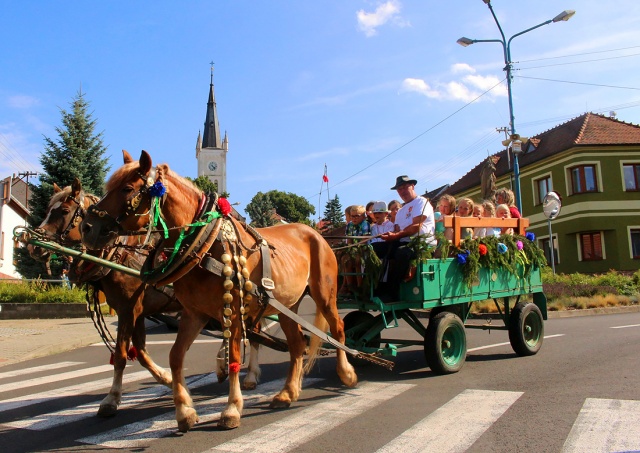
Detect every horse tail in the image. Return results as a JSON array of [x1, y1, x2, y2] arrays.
[[303, 308, 329, 374]]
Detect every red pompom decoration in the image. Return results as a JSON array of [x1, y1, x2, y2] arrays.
[[229, 362, 241, 373], [127, 345, 138, 361], [478, 244, 488, 256], [218, 198, 232, 216]]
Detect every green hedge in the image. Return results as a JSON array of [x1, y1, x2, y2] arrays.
[[542, 268, 640, 300], [0, 280, 86, 304]]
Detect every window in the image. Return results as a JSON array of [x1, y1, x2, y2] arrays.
[[570, 165, 597, 194], [631, 229, 640, 259], [623, 164, 640, 191], [535, 176, 552, 205], [541, 236, 558, 265], [580, 232, 603, 261]]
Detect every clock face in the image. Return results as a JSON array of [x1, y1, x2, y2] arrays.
[[208, 161, 218, 171]]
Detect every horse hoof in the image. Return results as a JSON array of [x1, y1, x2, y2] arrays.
[[97, 403, 118, 417], [241, 380, 257, 390], [217, 372, 228, 384], [269, 398, 292, 409], [218, 413, 241, 429], [177, 408, 199, 433]]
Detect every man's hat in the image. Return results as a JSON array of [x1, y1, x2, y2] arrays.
[[371, 201, 389, 213], [391, 175, 417, 190]]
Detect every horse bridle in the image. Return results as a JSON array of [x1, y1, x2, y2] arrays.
[[87, 169, 157, 228], [36, 192, 88, 245]]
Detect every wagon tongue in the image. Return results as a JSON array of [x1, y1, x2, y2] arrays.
[[267, 297, 394, 370]]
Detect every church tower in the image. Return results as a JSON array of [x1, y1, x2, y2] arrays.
[[196, 64, 228, 193]]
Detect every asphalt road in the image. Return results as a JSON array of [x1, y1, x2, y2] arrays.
[[0, 311, 639, 452]]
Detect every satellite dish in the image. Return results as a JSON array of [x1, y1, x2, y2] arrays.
[[543, 191, 562, 220]]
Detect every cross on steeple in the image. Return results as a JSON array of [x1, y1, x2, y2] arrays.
[[210, 61, 214, 84]]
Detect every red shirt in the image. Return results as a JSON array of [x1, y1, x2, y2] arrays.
[[509, 206, 521, 218]]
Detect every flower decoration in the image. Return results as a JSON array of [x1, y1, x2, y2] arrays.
[[478, 244, 488, 256], [456, 251, 469, 265], [229, 362, 241, 373], [497, 243, 508, 254], [517, 240, 524, 250], [148, 181, 166, 198], [526, 232, 536, 242], [217, 197, 232, 216]]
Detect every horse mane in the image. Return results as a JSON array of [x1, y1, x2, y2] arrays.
[[48, 187, 73, 208], [105, 161, 140, 192], [106, 161, 203, 200]]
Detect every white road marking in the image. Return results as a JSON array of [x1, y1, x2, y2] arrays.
[[0, 362, 83, 380], [0, 370, 151, 413], [77, 377, 323, 449], [205, 381, 415, 453], [563, 398, 640, 452], [376, 389, 523, 453], [3, 372, 217, 431], [610, 323, 640, 329], [0, 364, 114, 393], [467, 334, 564, 352]]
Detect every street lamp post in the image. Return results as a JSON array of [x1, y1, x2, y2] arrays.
[[457, 1, 575, 214]]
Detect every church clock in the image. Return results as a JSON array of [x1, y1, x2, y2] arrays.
[[208, 161, 218, 172]]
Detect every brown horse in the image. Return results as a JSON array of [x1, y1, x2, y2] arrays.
[[81, 150, 357, 431], [29, 178, 262, 418]]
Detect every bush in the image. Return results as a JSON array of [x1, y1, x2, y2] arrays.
[[541, 268, 640, 301], [0, 280, 86, 304]]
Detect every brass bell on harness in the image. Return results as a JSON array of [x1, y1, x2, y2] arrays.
[[221, 254, 232, 264], [223, 266, 233, 277], [223, 280, 234, 291], [244, 281, 253, 292], [223, 293, 233, 304], [239, 255, 247, 266], [223, 307, 233, 317]]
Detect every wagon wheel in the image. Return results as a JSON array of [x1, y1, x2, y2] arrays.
[[424, 311, 466, 374], [343, 311, 381, 366], [508, 302, 544, 356]]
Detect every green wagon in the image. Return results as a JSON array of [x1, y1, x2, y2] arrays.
[[336, 216, 547, 374]]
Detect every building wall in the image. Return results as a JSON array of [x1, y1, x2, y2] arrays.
[[454, 145, 640, 274], [0, 202, 25, 278]]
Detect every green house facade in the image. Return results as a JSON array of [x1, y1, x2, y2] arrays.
[[444, 113, 640, 274]]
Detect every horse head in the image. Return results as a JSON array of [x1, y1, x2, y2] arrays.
[[29, 178, 97, 261], [81, 150, 156, 250]]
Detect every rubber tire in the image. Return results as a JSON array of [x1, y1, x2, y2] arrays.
[[508, 302, 544, 356], [343, 311, 381, 366], [424, 312, 467, 375]]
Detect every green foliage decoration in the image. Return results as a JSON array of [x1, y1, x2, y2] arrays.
[[435, 234, 547, 289]]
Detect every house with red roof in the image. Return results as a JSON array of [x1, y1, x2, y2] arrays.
[[444, 112, 640, 274]]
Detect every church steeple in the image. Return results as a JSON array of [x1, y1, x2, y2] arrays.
[[202, 63, 222, 149]]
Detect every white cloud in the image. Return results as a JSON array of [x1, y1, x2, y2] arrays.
[[451, 63, 476, 74], [401, 64, 507, 103], [356, 0, 407, 37], [7, 95, 39, 109]]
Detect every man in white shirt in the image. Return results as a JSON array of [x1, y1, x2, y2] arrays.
[[379, 175, 436, 300]]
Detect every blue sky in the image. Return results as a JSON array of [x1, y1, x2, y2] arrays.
[[2, 1, 640, 221]]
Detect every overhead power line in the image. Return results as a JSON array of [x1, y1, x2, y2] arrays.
[[518, 52, 640, 70], [517, 45, 640, 63], [516, 75, 640, 91]]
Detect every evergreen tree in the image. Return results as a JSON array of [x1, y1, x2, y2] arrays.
[[322, 195, 344, 230], [245, 192, 277, 228], [16, 91, 110, 279]]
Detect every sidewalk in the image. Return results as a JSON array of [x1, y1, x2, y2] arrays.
[[0, 317, 116, 367]]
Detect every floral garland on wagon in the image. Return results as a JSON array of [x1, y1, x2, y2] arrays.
[[409, 232, 546, 289]]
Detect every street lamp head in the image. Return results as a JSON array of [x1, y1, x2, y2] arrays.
[[552, 10, 575, 22], [456, 37, 475, 47], [482, 0, 491, 4]]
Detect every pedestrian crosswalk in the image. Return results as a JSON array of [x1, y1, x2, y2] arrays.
[[0, 361, 639, 452]]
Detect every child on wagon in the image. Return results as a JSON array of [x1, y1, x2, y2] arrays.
[[339, 205, 371, 293]]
